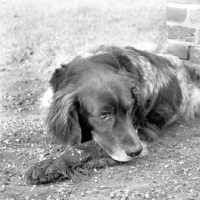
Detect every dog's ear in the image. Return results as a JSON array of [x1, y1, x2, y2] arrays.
[[45, 90, 82, 146], [131, 86, 146, 127], [130, 82, 160, 141], [50, 64, 69, 93]]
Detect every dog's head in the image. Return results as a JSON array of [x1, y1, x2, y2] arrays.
[[46, 50, 145, 162]]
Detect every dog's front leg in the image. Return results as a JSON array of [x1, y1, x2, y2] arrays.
[[25, 140, 116, 185]]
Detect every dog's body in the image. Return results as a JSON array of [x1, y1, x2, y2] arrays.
[[45, 45, 200, 162]]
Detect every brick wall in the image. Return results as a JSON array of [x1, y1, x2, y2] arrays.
[[167, 0, 200, 62]]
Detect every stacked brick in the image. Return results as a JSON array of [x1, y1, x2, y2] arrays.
[[167, 0, 200, 62]]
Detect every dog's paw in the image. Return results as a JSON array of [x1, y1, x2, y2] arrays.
[[83, 158, 117, 170], [25, 158, 69, 185]]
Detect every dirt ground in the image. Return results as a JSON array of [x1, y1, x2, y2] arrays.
[[1, 0, 200, 199]]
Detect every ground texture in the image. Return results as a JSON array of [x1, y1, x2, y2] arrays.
[[0, 0, 200, 199]]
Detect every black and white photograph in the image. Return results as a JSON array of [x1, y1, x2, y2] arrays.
[[0, 0, 200, 199]]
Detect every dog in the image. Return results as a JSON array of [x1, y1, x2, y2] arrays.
[[43, 45, 200, 162]]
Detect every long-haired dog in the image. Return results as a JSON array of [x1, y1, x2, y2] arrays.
[[25, 45, 200, 185], [44, 45, 200, 162]]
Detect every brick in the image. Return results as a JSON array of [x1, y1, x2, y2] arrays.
[[189, 9, 200, 24], [168, 25, 196, 42], [166, 41, 188, 59], [167, 7, 187, 22], [189, 46, 200, 62], [168, 0, 200, 4]]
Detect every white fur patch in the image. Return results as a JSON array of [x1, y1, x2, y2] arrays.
[[40, 88, 53, 107]]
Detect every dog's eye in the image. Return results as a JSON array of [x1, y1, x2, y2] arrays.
[[99, 108, 113, 119], [100, 111, 112, 119], [99, 113, 108, 119]]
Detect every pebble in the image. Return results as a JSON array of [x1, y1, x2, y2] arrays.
[[173, 179, 179, 185], [178, 161, 185, 165], [174, 186, 179, 192], [0, 185, 6, 192], [172, 142, 178, 146], [110, 192, 115, 198], [81, 192, 85, 196], [190, 191, 199, 197], [144, 193, 150, 198]]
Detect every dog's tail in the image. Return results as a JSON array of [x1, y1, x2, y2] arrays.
[[184, 65, 200, 120]]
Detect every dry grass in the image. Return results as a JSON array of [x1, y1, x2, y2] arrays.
[[1, 0, 166, 75]]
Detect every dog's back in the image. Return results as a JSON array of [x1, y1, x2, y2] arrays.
[[158, 53, 200, 121]]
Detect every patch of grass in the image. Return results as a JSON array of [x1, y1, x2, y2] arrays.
[[1, 0, 166, 73]]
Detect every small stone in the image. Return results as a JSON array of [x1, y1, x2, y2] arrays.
[[134, 191, 140, 196], [173, 179, 179, 185], [178, 161, 184, 165], [81, 192, 85, 196], [189, 189, 193, 193], [144, 193, 150, 198], [110, 192, 115, 198], [174, 186, 179, 192], [172, 142, 178, 146], [191, 191, 199, 197], [0, 185, 6, 192], [165, 177, 170, 181]]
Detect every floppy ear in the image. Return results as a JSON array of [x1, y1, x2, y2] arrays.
[[50, 64, 69, 93], [131, 86, 160, 141], [131, 86, 146, 127], [45, 90, 82, 146]]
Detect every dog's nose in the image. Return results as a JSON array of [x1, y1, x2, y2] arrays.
[[125, 145, 143, 157]]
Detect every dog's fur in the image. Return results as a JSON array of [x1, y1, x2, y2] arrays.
[[44, 45, 200, 162]]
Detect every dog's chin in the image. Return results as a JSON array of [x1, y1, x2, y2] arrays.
[[110, 153, 134, 162], [104, 149, 135, 162], [109, 142, 148, 162], [93, 137, 136, 162]]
